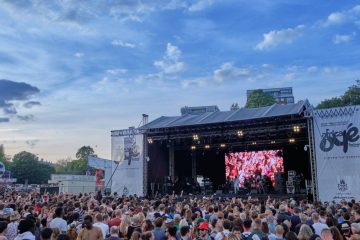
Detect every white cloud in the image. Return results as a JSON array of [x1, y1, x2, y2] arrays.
[[106, 68, 128, 75], [333, 32, 356, 44], [181, 77, 209, 88], [326, 12, 347, 26], [111, 40, 136, 48], [213, 62, 250, 83], [255, 25, 305, 50], [188, 0, 215, 12], [74, 52, 84, 58], [154, 43, 185, 74], [307, 66, 318, 73]]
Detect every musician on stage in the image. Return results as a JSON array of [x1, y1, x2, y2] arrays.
[[233, 177, 240, 194]]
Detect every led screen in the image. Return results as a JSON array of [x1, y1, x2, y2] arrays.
[[225, 149, 284, 187]]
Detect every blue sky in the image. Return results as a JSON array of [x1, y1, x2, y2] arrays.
[[0, 0, 359, 161]]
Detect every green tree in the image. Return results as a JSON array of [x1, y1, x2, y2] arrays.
[[317, 80, 360, 109], [11, 151, 55, 184], [245, 89, 276, 108], [76, 146, 95, 160]]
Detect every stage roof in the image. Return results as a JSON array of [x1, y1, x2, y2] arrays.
[[141, 100, 310, 130]]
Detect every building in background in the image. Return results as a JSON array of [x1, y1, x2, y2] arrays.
[[247, 87, 295, 104], [48, 174, 95, 193]]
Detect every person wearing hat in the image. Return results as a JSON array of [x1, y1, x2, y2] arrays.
[[7, 212, 20, 240], [197, 222, 211, 240], [351, 222, 360, 237]]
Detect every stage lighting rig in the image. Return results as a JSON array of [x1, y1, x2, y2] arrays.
[[237, 130, 244, 137], [192, 134, 199, 141], [191, 145, 196, 150], [220, 143, 226, 148], [204, 144, 210, 149], [293, 125, 300, 132], [147, 137, 153, 144], [289, 138, 295, 143]]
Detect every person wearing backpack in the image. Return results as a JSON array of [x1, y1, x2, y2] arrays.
[[241, 220, 252, 240]]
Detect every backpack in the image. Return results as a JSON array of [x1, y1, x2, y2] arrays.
[[241, 232, 252, 240], [247, 232, 269, 240]]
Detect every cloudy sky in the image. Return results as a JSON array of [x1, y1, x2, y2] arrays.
[[0, 0, 359, 162]]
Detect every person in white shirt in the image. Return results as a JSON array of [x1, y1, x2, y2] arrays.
[[93, 213, 109, 239], [49, 207, 67, 234], [215, 220, 231, 240], [312, 212, 328, 235]]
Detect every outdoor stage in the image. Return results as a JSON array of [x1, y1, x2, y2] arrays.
[[141, 100, 315, 198]]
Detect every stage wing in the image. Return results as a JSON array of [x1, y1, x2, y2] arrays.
[[314, 105, 360, 202]]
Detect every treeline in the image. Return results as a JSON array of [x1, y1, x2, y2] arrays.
[[0, 146, 96, 184]]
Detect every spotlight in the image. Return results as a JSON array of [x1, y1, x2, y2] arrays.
[[293, 125, 300, 133], [192, 134, 199, 141], [252, 141, 257, 145], [289, 138, 295, 143], [237, 130, 244, 137], [304, 145, 309, 151], [147, 137, 153, 144], [191, 145, 196, 150], [220, 143, 226, 148], [271, 140, 276, 144], [204, 144, 210, 149]]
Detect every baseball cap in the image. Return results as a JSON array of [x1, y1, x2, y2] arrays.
[[198, 222, 209, 230]]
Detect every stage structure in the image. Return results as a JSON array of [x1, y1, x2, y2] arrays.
[[140, 100, 315, 198], [313, 105, 360, 202]]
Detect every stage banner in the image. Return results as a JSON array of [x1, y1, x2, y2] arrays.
[[111, 129, 144, 196], [313, 106, 360, 202], [88, 156, 117, 190]]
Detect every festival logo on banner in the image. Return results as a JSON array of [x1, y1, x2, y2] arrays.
[[334, 177, 353, 200], [320, 123, 360, 153], [124, 136, 140, 165]]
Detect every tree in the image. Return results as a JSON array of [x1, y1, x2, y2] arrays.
[[317, 80, 360, 109], [11, 151, 55, 184], [76, 146, 95, 160], [245, 89, 276, 108]]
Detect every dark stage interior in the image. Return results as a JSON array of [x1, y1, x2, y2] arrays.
[[147, 142, 311, 194]]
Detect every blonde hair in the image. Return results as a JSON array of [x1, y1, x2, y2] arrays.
[[51, 228, 60, 240], [298, 224, 313, 240], [120, 214, 131, 236], [227, 233, 240, 240]]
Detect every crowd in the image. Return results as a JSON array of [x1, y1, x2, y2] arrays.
[[0, 189, 359, 240]]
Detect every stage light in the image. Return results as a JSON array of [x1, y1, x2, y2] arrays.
[[192, 134, 199, 141], [237, 130, 244, 137], [271, 140, 276, 144], [293, 125, 300, 132], [204, 144, 210, 149], [191, 145, 196, 150], [252, 141, 257, 145], [289, 138, 295, 143], [147, 137, 153, 144], [220, 143, 226, 148]]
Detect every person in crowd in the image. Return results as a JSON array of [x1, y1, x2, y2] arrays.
[[294, 214, 307, 235], [105, 226, 120, 240], [266, 215, 277, 235], [68, 213, 82, 234], [321, 229, 334, 240], [7, 213, 20, 240], [77, 215, 103, 240], [232, 226, 242, 240], [297, 225, 313, 240], [40, 228, 53, 240], [51, 228, 61, 240], [15, 219, 35, 240], [284, 232, 297, 240], [56, 235, 70, 240], [93, 214, 109, 239], [329, 227, 343, 240], [166, 226, 177, 240], [108, 210, 122, 228], [215, 219, 231, 240], [197, 222, 211, 240], [290, 208, 301, 232], [242, 220, 253, 240], [311, 213, 328, 236], [153, 217, 166, 240], [277, 206, 291, 224], [338, 213, 351, 238], [251, 218, 268, 240], [274, 225, 285, 240], [50, 208, 67, 234], [119, 214, 131, 239], [142, 231, 155, 240], [0, 221, 8, 240], [180, 226, 191, 240]]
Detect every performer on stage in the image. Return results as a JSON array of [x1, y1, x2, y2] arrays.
[[234, 177, 240, 194]]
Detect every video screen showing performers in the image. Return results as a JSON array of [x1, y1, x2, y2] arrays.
[[225, 150, 284, 188]]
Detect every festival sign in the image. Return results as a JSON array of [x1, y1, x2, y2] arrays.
[[111, 128, 144, 196], [313, 106, 360, 201]]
